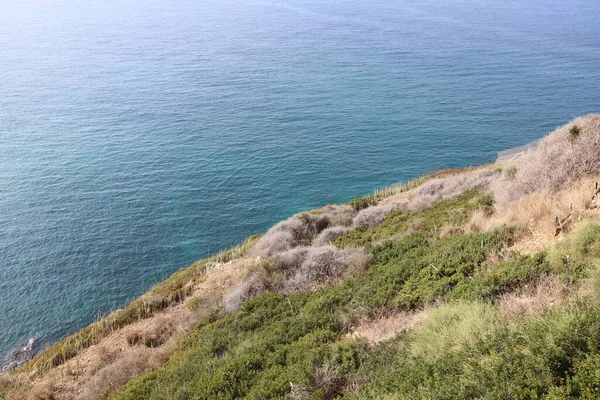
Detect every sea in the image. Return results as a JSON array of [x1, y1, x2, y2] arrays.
[[1, 0, 599, 358]]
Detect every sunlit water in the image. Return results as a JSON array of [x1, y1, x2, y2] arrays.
[[0, 0, 599, 356]]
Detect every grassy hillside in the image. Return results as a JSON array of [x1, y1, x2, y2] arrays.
[[2, 115, 600, 400]]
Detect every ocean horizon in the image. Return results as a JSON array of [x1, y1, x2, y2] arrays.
[[1, 0, 599, 357]]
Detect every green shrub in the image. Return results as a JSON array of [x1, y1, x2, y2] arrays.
[[547, 221, 600, 282], [115, 227, 546, 400], [570, 124, 582, 139], [111, 195, 600, 400], [350, 304, 600, 400]]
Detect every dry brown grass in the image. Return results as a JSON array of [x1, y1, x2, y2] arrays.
[[348, 310, 427, 343], [498, 275, 567, 319], [75, 347, 152, 400], [471, 176, 600, 253], [125, 314, 176, 348], [25, 380, 56, 400], [74, 341, 178, 400]]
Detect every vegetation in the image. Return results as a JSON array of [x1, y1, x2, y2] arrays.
[[6, 116, 600, 400], [350, 303, 600, 399], [114, 198, 565, 399], [493, 114, 600, 204], [336, 189, 493, 247]]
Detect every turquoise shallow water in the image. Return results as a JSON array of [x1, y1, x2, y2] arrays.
[[0, 0, 599, 356]]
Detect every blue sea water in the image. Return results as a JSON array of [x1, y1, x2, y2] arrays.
[[0, 0, 599, 357]]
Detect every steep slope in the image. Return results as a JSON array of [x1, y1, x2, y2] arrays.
[[2, 115, 600, 400]]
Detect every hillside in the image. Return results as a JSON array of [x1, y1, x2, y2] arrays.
[[2, 115, 600, 399]]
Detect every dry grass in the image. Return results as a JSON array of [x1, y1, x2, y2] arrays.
[[125, 315, 176, 348], [578, 264, 600, 306], [498, 275, 567, 319], [409, 302, 504, 362], [492, 114, 600, 205], [25, 381, 56, 400], [471, 176, 600, 253], [348, 310, 427, 343], [75, 341, 178, 400]]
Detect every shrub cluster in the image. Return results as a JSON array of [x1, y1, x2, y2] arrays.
[[351, 302, 600, 399], [312, 226, 349, 246], [115, 225, 566, 400], [223, 246, 369, 312], [253, 206, 357, 257]]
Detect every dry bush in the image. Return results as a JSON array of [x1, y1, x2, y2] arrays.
[[312, 362, 346, 400], [353, 199, 409, 228], [343, 248, 372, 279], [222, 276, 264, 312], [125, 315, 176, 348], [321, 204, 356, 227], [252, 212, 330, 257], [498, 275, 567, 319], [492, 115, 600, 205], [284, 246, 350, 292], [223, 246, 370, 310], [288, 383, 312, 400], [25, 380, 56, 400], [406, 168, 500, 209], [76, 348, 152, 400], [349, 310, 427, 343], [312, 226, 349, 246]]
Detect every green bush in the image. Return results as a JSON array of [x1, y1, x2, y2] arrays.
[[350, 304, 600, 400], [547, 221, 600, 283], [115, 226, 556, 400]]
